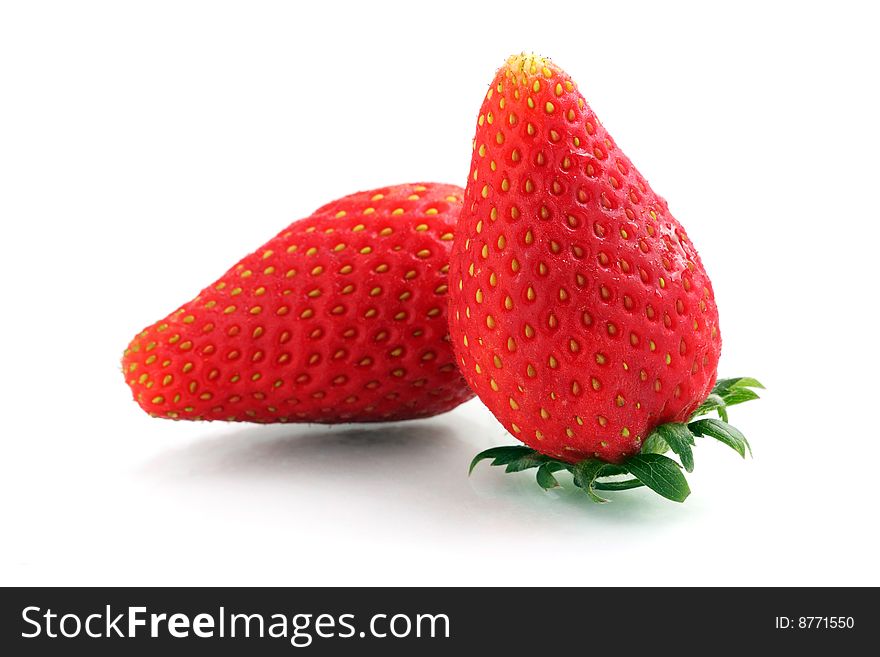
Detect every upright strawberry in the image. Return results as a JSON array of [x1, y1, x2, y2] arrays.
[[453, 54, 760, 501], [124, 183, 474, 423]]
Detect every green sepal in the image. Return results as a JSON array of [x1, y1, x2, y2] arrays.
[[640, 432, 671, 454], [593, 478, 645, 492], [690, 418, 752, 458], [535, 462, 567, 490], [623, 454, 691, 503], [468, 445, 534, 474], [693, 393, 728, 422], [469, 374, 762, 505], [650, 423, 696, 473], [714, 377, 765, 392], [571, 460, 609, 503], [692, 377, 764, 422], [503, 452, 550, 473], [712, 377, 764, 409], [597, 464, 628, 477]]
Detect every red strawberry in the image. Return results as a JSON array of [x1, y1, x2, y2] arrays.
[[449, 55, 721, 465], [123, 183, 474, 423]]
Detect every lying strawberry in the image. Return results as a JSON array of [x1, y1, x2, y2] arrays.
[[123, 183, 474, 423], [451, 54, 760, 501]]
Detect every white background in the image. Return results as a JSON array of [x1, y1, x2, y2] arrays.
[[2, 0, 878, 586]]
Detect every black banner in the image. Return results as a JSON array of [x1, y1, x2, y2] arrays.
[[1, 587, 870, 654]]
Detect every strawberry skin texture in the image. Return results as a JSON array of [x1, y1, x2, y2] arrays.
[[449, 55, 721, 464], [123, 183, 474, 423]]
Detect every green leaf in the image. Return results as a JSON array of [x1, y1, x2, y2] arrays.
[[571, 460, 609, 503], [468, 446, 534, 474], [690, 418, 752, 458], [623, 454, 691, 503], [712, 377, 764, 407], [692, 393, 728, 422], [593, 478, 645, 491], [652, 423, 696, 472], [640, 433, 671, 454], [598, 464, 628, 477], [504, 452, 549, 473], [714, 377, 765, 391], [535, 462, 567, 490], [720, 387, 760, 407]]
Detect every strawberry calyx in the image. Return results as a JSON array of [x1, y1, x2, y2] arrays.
[[469, 377, 763, 503]]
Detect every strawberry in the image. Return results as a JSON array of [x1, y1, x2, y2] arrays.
[[123, 183, 474, 423], [453, 55, 760, 501]]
